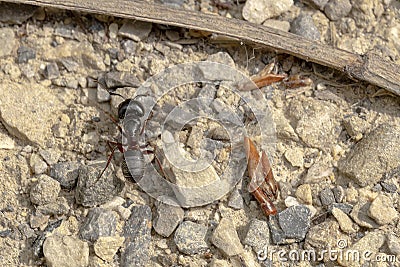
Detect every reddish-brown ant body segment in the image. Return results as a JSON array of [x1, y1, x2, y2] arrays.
[[244, 136, 279, 216]]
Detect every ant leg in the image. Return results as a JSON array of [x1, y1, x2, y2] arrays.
[[97, 140, 124, 180]]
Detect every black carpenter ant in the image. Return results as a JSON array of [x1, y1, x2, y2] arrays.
[[98, 97, 147, 183]]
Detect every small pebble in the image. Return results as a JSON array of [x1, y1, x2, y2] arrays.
[[278, 205, 311, 241], [17, 46, 36, 63], [122, 205, 152, 266], [295, 184, 313, 205], [211, 218, 243, 256], [244, 218, 270, 252], [79, 207, 117, 242], [324, 0, 352, 21], [30, 174, 61, 205], [331, 207, 358, 233], [44, 62, 60, 79], [368, 194, 398, 225], [43, 235, 89, 267], [319, 187, 336, 206], [94, 236, 125, 262], [174, 221, 208, 255], [227, 189, 244, 210], [290, 14, 321, 41], [153, 196, 184, 237]]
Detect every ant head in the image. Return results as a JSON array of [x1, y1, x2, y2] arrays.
[[117, 99, 145, 120]]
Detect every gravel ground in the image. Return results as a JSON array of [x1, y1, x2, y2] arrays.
[[0, 1, 399, 267]]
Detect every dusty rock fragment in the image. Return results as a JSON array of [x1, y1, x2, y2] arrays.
[[332, 185, 345, 202], [174, 221, 208, 255], [342, 115, 369, 139], [49, 162, 81, 189], [242, 0, 293, 24], [79, 208, 116, 242], [30, 153, 48, 175], [0, 2, 38, 24], [337, 231, 385, 267], [75, 165, 124, 207], [30, 174, 61, 205], [37, 196, 70, 216], [153, 196, 184, 237], [122, 205, 152, 266], [324, 0, 352, 21], [94, 236, 124, 262], [288, 97, 340, 149], [0, 28, 15, 57], [291, 14, 321, 41], [319, 187, 336, 206], [45, 62, 60, 79], [295, 184, 312, 205], [331, 207, 358, 233], [0, 81, 66, 147], [228, 189, 244, 210], [103, 71, 141, 89], [43, 235, 89, 267], [284, 147, 304, 167], [305, 220, 350, 261], [211, 218, 244, 256], [368, 194, 398, 225], [17, 46, 36, 63], [303, 0, 329, 10], [119, 20, 152, 41], [387, 234, 400, 257], [338, 124, 400, 187], [244, 219, 270, 253], [349, 201, 380, 229]]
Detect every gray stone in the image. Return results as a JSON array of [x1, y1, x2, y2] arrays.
[[0, 28, 15, 57], [244, 219, 270, 252], [30, 174, 61, 205], [45, 63, 60, 79], [268, 215, 287, 244], [319, 188, 336, 206], [211, 218, 244, 256], [174, 221, 208, 255], [349, 201, 380, 229], [75, 165, 124, 207], [228, 189, 244, 210], [49, 162, 81, 189], [338, 124, 400, 187], [97, 85, 111, 102], [324, 0, 352, 21], [121, 39, 137, 55], [278, 205, 311, 241], [328, 203, 353, 214], [380, 181, 398, 193], [332, 185, 345, 202], [80, 208, 117, 242], [122, 205, 152, 267], [206, 52, 235, 67], [60, 58, 79, 72], [17, 46, 36, 63], [153, 196, 184, 237], [290, 14, 321, 41], [242, 0, 293, 24], [39, 149, 60, 165], [103, 71, 141, 89], [37, 197, 70, 216], [0, 2, 38, 24], [119, 20, 152, 41], [303, 0, 329, 10], [43, 235, 89, 267], [368, 194, 398, 225]]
